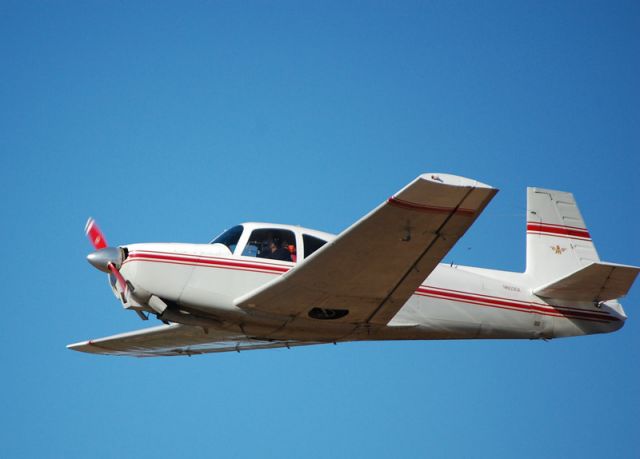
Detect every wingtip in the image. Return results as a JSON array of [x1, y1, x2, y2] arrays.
[[420, 173, 494, 189], [67, 340, 94, 353]]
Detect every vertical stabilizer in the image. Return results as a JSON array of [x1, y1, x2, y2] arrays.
[[526, 188, 600, 285]]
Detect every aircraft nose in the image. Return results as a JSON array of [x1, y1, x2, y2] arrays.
[[87, 247, 123, 273]]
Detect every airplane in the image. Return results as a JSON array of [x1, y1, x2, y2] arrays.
[[68, 173, 639, 357]]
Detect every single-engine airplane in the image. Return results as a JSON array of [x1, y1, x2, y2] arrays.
[[69, 173, 639, 357]]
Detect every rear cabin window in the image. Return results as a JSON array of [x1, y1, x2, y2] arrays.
[[303, 234, 327, 258], [210, 225, 243, 253], [242, 228, 297, 262]]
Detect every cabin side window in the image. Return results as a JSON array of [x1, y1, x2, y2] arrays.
[[303, 234, 327, 258], [210, 225, 243, 253], [242, 228, 297, 262]]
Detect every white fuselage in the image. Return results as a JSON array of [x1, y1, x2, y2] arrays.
[[117, 239, 625, 343]]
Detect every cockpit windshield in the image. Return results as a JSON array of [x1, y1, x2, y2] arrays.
[[210, 225, 243, 253]]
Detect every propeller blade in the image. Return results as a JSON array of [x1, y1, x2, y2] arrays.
[[85, 217, 108, 250], [84, 218, 129, 302], [108, 262, 128, 294]]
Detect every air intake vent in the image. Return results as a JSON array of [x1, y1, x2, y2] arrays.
[[308, 307, 349, 320]]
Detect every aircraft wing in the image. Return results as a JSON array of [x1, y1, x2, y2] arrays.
[[67, 324, 323, 357], [236, 173, 497, 325]]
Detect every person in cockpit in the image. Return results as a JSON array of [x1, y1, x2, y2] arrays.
[[265, 240, 292, 261]]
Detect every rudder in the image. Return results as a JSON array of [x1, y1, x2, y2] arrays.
[[525, 188, 600, 285]]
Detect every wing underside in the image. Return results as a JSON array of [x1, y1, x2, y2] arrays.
[[68, 324, 324, 357]]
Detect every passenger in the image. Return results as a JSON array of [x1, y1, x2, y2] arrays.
[[265, 240, 292, 261]]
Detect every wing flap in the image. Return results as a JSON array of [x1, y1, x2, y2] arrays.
[[534, 262, 640, 302], [237, 173, 497, 325], [67, 324, 322, 357]]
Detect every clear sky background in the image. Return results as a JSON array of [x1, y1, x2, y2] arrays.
[[1, 1, 638, 458]]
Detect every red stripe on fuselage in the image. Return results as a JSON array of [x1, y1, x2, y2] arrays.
[[123, 251, 616, 323], [416, 286, 616, 323], [125, 251, 291, 274], [424, 285, 612, 317]]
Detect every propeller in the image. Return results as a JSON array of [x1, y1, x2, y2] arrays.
[[85, 217, 128, 296]]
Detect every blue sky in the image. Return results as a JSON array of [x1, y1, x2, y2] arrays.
[[1, 1, 639, 457]]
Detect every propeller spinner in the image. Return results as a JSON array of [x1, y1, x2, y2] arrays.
[[85, 217, 128, 294]]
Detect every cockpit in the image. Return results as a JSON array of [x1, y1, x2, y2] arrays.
[[210, 223, 333, 263]]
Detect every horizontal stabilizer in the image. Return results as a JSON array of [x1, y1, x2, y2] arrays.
[[534, 262, 640, 302]]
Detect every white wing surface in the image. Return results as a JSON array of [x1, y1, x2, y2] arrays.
[[67, 324, 323, 357], [236, 173, 497, 325]]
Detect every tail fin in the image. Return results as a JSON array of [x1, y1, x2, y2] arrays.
[[525, 187, 600, 285]]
